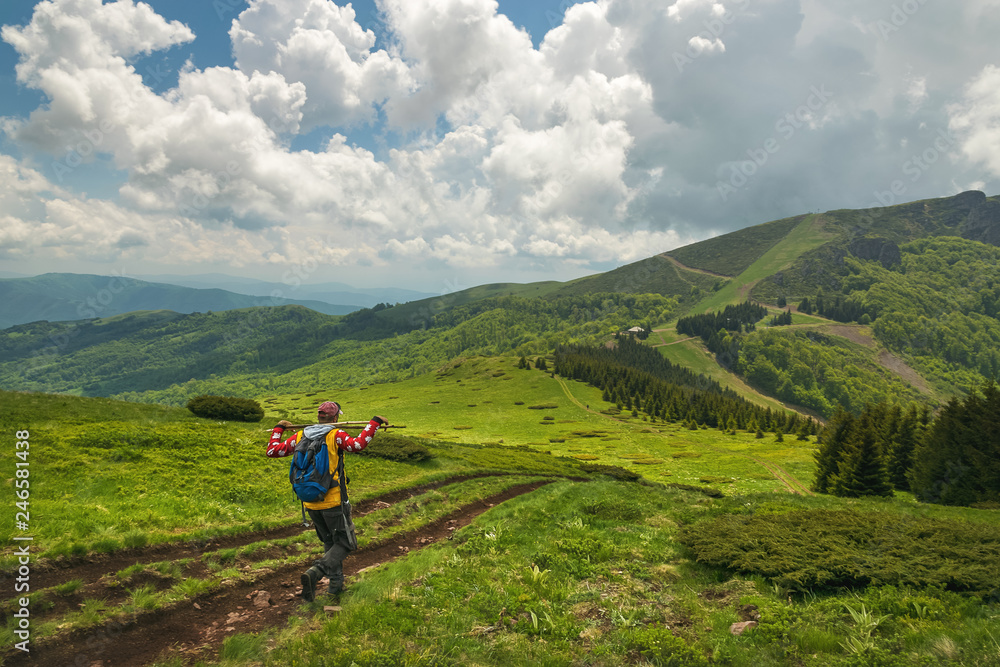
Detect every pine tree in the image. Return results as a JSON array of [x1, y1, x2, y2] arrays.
[[887, 405, 920, 491], [831, 412, 894, 498], [813, 406, 855, 494], [909, 383, 1000, 505]]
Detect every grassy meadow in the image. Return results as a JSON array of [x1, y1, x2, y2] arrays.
[[2, 355, 1000, 666], [689, 214, 835, 315]]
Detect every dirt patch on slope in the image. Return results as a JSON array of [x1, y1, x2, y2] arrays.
[[878, 350, 931, 395], [821, 324, 876, 348]]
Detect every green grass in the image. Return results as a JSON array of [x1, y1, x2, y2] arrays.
[[689, 214, 835, 314], [3, 380, 999, 666], [653, 338, 791, 414], [263, 480, 1000, 667], [667, 214, 806, 276]]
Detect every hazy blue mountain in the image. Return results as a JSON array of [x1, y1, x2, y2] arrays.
[[0, 273, 359, 329], [135, 273, 437, 307]]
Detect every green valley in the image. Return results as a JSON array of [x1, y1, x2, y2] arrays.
[[3, 190, 1000, 666]]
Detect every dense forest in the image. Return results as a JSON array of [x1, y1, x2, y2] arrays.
[[761, 237, 1000, 394], [555, 335, 815, 435], [673, 300, 925, 417], [674, 301, 769, 368]]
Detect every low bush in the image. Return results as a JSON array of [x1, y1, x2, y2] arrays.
[[679, 509, 1000, 597], [664, 483, 725, 498], [578, 463, 641, 482], [358, 433, 433, 463], [186, 395, 264, 422]]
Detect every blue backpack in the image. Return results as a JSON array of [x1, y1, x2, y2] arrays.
[[289, 434, 336, 502]]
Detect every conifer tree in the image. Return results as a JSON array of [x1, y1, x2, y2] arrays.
[[887, 405, 920, 491], [831, 411, 894, 498], [813, 406, 855, 494], [909, 383, 1000, 505]]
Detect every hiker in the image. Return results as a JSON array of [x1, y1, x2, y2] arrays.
[[267, 401, 389, 601]]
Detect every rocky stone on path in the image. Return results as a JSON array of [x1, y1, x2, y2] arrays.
[[252, 591, 273, 609], [730, 621, 758, 636]]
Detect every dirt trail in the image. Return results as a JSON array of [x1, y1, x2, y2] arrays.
[[22, 474, 509, 594], [659, 254, 734, 279], [751, 458, 814, 496], [651, 336, 697, 348], [3, 481, 553, 667]]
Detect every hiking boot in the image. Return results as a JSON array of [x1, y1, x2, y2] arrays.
[[300, 566, 322, 602], [327, 582, 344, 597]]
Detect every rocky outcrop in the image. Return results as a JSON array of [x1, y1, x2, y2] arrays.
[[847, 237, 901, 268], [961, 197, 1000, 247]]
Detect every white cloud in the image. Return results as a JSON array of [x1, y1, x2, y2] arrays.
[[949, 65, 1000, 177], [3, 0, 999, 286], [230, 0, 413, 130]]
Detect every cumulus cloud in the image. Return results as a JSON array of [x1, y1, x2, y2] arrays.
[[230, 0, 413, 130], [949, 65, 1000, 178], [2, 0, 999, 286]]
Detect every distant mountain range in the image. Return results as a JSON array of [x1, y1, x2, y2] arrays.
[[0, 273, 346, 329], [0, 273, 439, 330], [134, 273, 437, 308], [4, 190, 1000, 414]]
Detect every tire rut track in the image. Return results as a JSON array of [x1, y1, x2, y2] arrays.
[[15, 473, 511, 594], [3, 481, 554, 667]]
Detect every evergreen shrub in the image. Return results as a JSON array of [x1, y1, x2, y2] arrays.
[[578, 463, 641, 482], [679, 509, 1000, 597], [357, 433, 432, 463], [186, 395, 264, 422]]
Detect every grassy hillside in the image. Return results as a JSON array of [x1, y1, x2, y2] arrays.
[[686, 214, 835, 315], [0, 273, 357, 328], [3, 372, 999, 666], [5, 191, 1000, 426], [550, 255, 722, 302], [666, 214, 807, 277], [0, 294, 679, 404]]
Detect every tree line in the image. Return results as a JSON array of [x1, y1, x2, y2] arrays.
[[813, 384, 1000, 507], [554, 335, 815, 436], [674, 301, 768, 369]]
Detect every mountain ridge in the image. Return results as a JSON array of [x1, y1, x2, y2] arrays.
[[0, 273, 359, 329]]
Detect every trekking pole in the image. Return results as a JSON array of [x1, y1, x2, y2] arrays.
[[263, 422, 406, 431]]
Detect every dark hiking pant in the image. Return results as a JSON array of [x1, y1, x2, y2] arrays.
[[307, 503, 357, 592]]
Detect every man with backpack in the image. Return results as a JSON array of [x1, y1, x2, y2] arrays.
[[267, 400, 389, 601]]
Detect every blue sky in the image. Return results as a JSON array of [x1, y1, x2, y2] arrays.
[[1, 0, 999, 292]]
